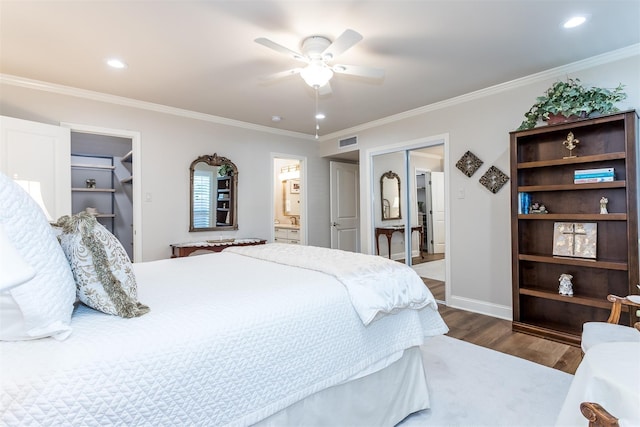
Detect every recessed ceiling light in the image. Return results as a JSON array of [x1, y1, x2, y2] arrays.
[[106, 58, 127, 69], [563, 16, 586, 29], [271, 115, 283, 122], [315, 113, 326, 120]]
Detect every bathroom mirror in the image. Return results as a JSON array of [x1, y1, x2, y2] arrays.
[[283, 179, 300, 216], [189, 153, 238, 231], [381, 170, 401, 220]]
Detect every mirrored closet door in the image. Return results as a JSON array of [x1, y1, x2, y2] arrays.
[[371, 144, 446, 303]]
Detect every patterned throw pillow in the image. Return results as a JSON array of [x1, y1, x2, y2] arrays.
[[56, 212, 149, 318]]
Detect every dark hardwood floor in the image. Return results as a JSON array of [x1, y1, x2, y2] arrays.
[[437, 302, 582, 375], [407, 251, 582, 375], [422, 278, 444, 301]]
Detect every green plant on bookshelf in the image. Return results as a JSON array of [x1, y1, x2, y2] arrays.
[[218, 164, 233, 176], [517, 78, 627, 130]]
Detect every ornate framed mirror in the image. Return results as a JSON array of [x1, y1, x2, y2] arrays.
[[381, 170, 401, 220], [189, 153, 238, 231]]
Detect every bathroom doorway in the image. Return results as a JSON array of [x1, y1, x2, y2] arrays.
[[272, 156, 306, 245]]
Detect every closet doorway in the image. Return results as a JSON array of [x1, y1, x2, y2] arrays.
[[63, 123, 141, 262]]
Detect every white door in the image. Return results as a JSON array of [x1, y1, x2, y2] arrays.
[[0, 116, 71, 220], [431, 171, 445, 253], [330, 161, 359, 252]]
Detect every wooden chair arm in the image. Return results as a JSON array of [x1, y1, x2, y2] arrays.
[[606, 294, 640, 324], [581, 402, 619, 427]]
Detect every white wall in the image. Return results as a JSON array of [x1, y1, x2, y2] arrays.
[[0, 83, 331, 261], [319, 51, 640, 319]]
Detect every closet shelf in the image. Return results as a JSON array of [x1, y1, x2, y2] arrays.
[[72, 188, 116, 193], [71, 163, 115, 170], [121, 176, 133, 184]]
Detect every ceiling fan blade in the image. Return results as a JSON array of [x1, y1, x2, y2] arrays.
[[259, 68, 302, 81], [318, 82, 332, 96], [332, 64, 385, 79], [255, 37, 308, 63], [322, 29, 363, 60]]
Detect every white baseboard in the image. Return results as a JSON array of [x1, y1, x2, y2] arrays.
[[447, 295, 512, 321]]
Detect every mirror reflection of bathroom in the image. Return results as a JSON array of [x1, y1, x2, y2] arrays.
[[274, 158, 302, 244]]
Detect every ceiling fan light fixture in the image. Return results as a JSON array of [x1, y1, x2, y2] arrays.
[[300, 62, 333, 88]]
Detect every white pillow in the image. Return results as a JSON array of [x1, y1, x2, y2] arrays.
[[0, 223, 35, 291], [0, 173, 76, 341], [57, 212, 149, 318]]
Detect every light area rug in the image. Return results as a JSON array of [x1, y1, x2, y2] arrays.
[[399, 335, 573, 427], [412, 259, 445, 282]]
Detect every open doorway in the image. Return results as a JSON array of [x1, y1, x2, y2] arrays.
[[272, 156, 306, 245], [62, 122, 141, 262]]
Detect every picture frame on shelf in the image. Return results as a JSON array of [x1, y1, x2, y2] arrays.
[[552, 222, 597, 259]]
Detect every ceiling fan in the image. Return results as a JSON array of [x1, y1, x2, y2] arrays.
[[255, 29, 384, 95]]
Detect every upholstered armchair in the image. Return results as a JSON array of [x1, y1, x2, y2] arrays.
[[581, 294, 640, 353]]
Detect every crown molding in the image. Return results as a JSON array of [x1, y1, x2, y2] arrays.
[[0, 74, 316, 141], [320, 43, 640, 142]]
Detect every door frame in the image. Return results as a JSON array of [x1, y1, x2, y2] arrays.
[[270, 153, 307, 245], [61, 122, 142, 262]]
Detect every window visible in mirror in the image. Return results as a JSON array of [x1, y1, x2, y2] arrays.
[[193, 168, 214, 228], [189, 153, 238, 231]]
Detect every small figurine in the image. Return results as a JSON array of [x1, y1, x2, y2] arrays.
[[530, 201, 549, 214], [558, 273, 574, 296], [563, 132, 579, 159], [85, 178, 96, 189], [600, 197, 609, 214]]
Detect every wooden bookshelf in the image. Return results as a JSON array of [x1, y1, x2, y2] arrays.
[[509, 110, 639, 346]]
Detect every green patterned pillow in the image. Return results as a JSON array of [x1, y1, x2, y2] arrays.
[[56, 213, 149, 318]]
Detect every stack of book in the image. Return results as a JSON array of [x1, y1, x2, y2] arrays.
[[518, 192, 531, 214], [574, 168, 615, 184]]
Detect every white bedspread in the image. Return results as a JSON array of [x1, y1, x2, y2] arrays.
[[0, 251, 448, 426], [226, 243, 436, 325]]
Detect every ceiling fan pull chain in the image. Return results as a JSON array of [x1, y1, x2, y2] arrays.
[[315, 88, 320, 139]]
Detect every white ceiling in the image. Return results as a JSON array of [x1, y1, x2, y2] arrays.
[[1, 1, 639, 137]]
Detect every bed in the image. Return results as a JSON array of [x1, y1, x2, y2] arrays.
[[0, 173, 448, 426]]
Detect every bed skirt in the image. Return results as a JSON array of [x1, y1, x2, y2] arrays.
[[254, 346, 428, 426]]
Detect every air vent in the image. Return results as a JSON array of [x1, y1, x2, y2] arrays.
[[339, 136, 358, 148]]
